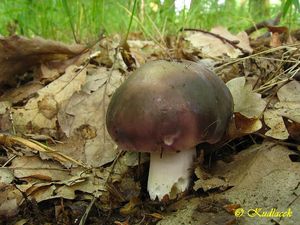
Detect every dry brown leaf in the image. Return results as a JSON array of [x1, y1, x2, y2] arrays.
[[11, 65, 86, 132], [226, 77, 266, 118], [276, 80, 300, 123], [264, 109, 289, 140], [233, 113, 262, 134], [0, 101, 12, 131], [214, 142, 300, 224], [283, 117, 300, 142], [0, 82, 43, 104], [12, 156, 70, 181], [0, 184, 23, 218], [185, 26, 252, 58], [210, 27, 253, 53], [127, 40, 163, 66], [0, 35, 86, 89], [58, 68, 124, 167], [263, 81, 300, 139]]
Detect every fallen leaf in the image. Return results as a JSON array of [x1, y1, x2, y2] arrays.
[[58, 68, 124, 167], [185, 26, 252, 58], [0, 168, 14, 184], [0, 184, 23, 219], [276, 80, 300, 123], [12, 156, 70, 181], [0, 35, 86, 90], [283, 117, 300, 142], [226, 77, 266, 118], [12, 65, 86, 132], [264, 109, 289, 140], [214, 142, 300, 225]]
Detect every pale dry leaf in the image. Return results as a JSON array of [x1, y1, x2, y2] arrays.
[[277, 80, 300, 102], [211, 27, 253, 53], [12, 156, 70, 181], [185, 26, 252, 58], [264, 109, 289, 140], [11, 65, 86, 132], [13, 166, 108, 202], [82, 67, 108, 94], [275, 80, 300, 123], [0, 184, 23, 218], [127, 40, 162, 66], [0, 168, 14, 184], [214, 142, 300, 224], [58, 68, 124, 167], [0, 101, 11, 114], [226, 77, 266, 118], [193, 177, 227, 192]]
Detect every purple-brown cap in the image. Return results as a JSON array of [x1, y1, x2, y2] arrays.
[[106, 60, 233, 152]]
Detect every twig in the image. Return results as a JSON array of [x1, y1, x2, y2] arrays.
[[79, 196, 96, 225], [245, 13, 282, 35]]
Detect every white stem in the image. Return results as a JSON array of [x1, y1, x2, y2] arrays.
[[147, 148, 196, 201]]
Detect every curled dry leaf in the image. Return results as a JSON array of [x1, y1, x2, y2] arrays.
[[225, 77, 265, 137], [58, 67, 124, 167], [9, 155, 109, 203], [11, 65, 86, 132], [185, 26, 252, 58], [264, 109, 289, 140], [127, 40, 163, 66], [264, 80, 300, 140], [0, 35, 86, 89], [226, 77, 266, 118]]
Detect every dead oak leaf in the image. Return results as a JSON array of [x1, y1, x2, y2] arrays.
[[226, 77, 266, 118], [11, 65, 86, 132], [58, 68, 124, 167], [185, 26, 252, 58]]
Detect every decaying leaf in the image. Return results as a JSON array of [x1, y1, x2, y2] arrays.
[[58, 67, 124, 167], [0, 168, 14, 184], [11, 65, 86, 132], [214, 142, 300, 225], [12, 156, 70, 181], [127, 40, 163, 66], [235, 113, 262, 133], [226, 77, 266, 118], [185, 26, 252, 58], [264, 80, 300, 140], [264, 109, 289, 140], [0, 184, 23, 219], [276, 80, 300, 123], [0, 35, 86, 90], [157, 197, 236, 225]]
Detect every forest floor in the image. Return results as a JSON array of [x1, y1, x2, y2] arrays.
[[0, 23, 300, 225]]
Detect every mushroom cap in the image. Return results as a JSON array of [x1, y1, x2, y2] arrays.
[[106, 60, 233, 152]]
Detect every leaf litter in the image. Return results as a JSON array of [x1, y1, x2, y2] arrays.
[[0, 25, 300, 224]]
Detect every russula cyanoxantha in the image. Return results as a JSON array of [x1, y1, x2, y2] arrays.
[[106, 60, 233, 201]]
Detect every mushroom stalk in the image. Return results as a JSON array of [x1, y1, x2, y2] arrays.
[[147, 148, 196, 201]]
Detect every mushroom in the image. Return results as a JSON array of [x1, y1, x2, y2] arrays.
[[106, 60, 233, 201]]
